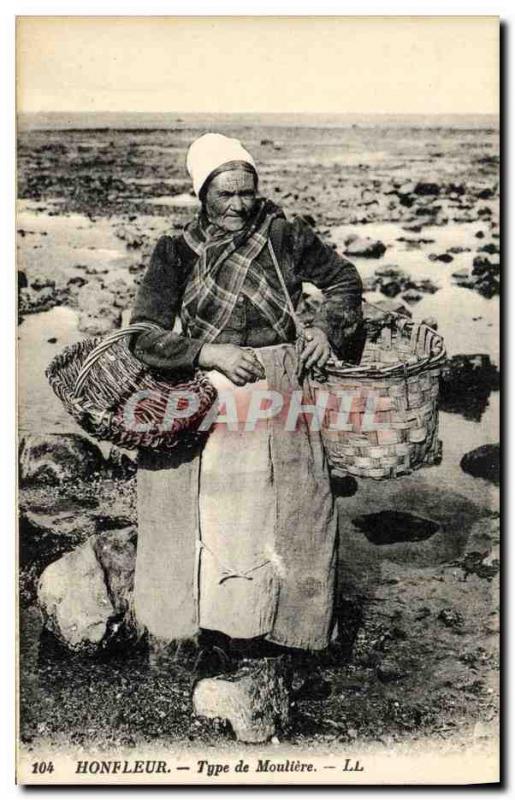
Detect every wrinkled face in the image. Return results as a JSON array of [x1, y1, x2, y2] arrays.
[[203, 169, 257, 232]]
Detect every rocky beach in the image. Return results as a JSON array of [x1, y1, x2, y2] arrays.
[[17, 114, 499, 753]]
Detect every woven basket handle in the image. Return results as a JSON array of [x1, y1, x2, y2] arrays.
[[74, 321, 162, 397]]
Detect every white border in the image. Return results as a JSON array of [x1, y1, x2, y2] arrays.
[[2, 3, 509, 798]]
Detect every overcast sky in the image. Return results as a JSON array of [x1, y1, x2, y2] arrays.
[[17, 16, 499, 115]]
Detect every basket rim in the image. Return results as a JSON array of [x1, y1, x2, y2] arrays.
[[326, 313, 446, 378]]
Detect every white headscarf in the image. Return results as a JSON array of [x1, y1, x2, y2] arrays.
[[186, 133, 256, 197]]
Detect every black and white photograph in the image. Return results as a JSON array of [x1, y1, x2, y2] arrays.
[[15, 15, 500, 785]]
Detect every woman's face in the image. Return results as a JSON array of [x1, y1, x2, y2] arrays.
[[204, 169, 257, 232]]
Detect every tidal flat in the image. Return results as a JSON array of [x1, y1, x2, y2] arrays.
[[17, 114, 499, 753]]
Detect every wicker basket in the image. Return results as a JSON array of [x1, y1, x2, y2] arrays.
[[311, 309, 446, 479], [46, 323, 218, 451]]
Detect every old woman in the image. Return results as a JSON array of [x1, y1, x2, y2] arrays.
[[130, 133, 363, 675]]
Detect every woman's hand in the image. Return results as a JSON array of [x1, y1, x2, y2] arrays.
[[198, 344, 265, 386], [300, 327, 331, 371]]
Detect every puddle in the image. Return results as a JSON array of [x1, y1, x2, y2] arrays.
[[16, 201, 140, 281], [143, 193, 198, 208], [329, 221, 499, 364], [18, 306, 84, 435], [352, 511, 440, 545]]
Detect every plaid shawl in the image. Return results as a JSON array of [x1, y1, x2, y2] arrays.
[[181, 199, 295, 343]]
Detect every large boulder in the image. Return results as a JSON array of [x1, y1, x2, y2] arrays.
[[19, 488, 135, 607], [19, 433, 105, 486], [460, 444, 500, 485], [37, 527, 137, 653]]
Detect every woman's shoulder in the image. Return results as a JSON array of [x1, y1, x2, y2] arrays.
[[151, 232, 197, 268], [270, 212, 317, 258]]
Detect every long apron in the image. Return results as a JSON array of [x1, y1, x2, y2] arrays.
[[133, 344, 338, 650]]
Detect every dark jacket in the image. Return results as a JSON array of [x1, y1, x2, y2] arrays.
[[130, 214, 363, 371]]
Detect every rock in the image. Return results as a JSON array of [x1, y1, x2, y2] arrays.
[[477, 206, 493, 218], [101, 272, 136, 309], [104, 446, 137, 479], [478, 242, 499, 255], [421, 316, 438, 331], [402, 222, 423, 233], [193, 658, 290, 743], [476, 278, 499, 298], [438, 609, 464, 630], [37, 527, 137, 653], [374, 265, 408, 280], [373, 266, 413, 297], [77, 282, 122, 334], [30, 275, 55, 290], [19, 434, 106, 486], [447, 245, 471, 254], [396, 236, 435, 247], [402, 289, 422, 305], [362, 276, 380, 292], [352, 511, 440, 546], [18, 269, 28, 290], [19, 490, 134, 607], [20, 507, 94, 569], [476, 187, 495, 200], [113, 225, 145, 249], [446, 183, 466, 196], [397, 182, 416, 196], [451, 268, 478, 289], [414, 181, 440, 196], [406, 278, 440, 294], [19, 284, 69, 316], [440, 354, 499, 422], [474, 275, 499, 298], [429, 253, 453, 263], [91, 527, 137, 619], [83, 264, 109, 276], [415, 203, 441, 218], [38, 539, 111, 650], [344, 235, 386, 258], [473, 255, 500, 275], [380, 280, 402, 298], [460, 444, 500, 485], [364, 299, 412, 319], [376, 658, 408, 684], [449, 550, 500, 582]]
